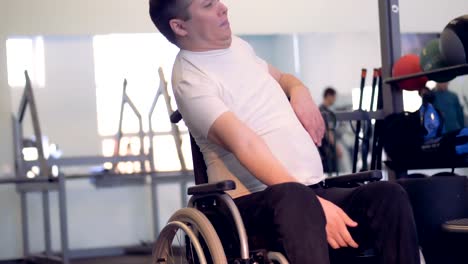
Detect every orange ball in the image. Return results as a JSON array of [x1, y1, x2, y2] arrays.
[[392, 54, 428, 91]]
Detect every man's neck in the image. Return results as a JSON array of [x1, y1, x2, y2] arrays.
[[178, 38, 232, 52]]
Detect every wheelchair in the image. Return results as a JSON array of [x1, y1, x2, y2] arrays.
[[152, 110, 383, 264]]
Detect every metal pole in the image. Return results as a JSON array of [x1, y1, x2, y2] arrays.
[[158, 68, 187, 171], [379, 0, 403, 115], [376, 71, 384, 170], [58, 173, 70, 264], [42, 191, 52, 256], [150, 179, 159, 240], [370, 69, 379, 112], [113, 79, 127, 170], [370, 69, 382, 170], [352, 69, 367, 173], [13, 115, 26, 185], [20, 192, 30, 257], [0, 177, 57, 184], [17, 89, 29, 123], [148, 77, 163, 241], [13, 113, 30, 258], [123, 90, 146, 171], [113, 79, 148, 172], [23, 71, 49, 179], [21, 71, 53, 257], [181, 181, 188, 209], [148, 87, 162, 173], [158, 68, 189, 207]]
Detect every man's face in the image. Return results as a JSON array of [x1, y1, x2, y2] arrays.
[[182, 0, 232, 50], [326, 95, 336, 106]]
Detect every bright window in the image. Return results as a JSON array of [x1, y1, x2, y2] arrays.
[[93, 33, 192, 171], [6, 37, 45, 88]]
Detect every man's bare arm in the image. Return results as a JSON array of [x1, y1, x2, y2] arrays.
[[268, 64, 304, 97], [207, 111, 297, 186]]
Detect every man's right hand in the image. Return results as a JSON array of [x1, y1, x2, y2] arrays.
[[318, 197, 359, 249]]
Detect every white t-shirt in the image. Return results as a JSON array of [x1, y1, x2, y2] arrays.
[[172, 36, 324, 198]]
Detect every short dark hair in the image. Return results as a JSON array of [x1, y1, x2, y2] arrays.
[[323, 87, 336, 98], [149, 0, 192, 45]]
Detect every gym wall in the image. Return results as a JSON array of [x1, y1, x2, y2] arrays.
[[2, 0, 468, 36], [242, 35, 298, 76], [8, 36, 101, 157], [0, 36, 13, 177], [243, 33, 382, 102], [299, 33, 381, 101], [0, 35, 20, 260]]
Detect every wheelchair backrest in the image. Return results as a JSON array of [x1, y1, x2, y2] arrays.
[[170, 110, 209, 185]]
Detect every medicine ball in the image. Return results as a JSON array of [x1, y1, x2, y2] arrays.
[[420, 38, 455, 82], [440, 15, 468, 66], [392, 54, 428, 91]]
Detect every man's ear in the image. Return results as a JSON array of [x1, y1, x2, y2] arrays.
[[169, 18, 188, 37]]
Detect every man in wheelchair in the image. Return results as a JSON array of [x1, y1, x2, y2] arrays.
[[149, 0, 420, 263]]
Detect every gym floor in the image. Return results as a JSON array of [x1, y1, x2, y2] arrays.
[[72, 255, 153, 264], [0, 255, 153, 264]]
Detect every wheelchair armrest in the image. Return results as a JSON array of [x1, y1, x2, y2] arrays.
[[187, 180, 236, 196], [324, 170, 382, 188]]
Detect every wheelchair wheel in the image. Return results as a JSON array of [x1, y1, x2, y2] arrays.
[[267, 251, 289, 264], [153, 208, 227, 264]]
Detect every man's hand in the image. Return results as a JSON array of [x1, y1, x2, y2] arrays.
[[290, 86, 325, 146], [267, 65, 325, 146], [318, 196, 359, 249]]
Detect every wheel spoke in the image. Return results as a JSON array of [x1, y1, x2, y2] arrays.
[[169, 234, 175, 264], [175, 230, 183, 264], [189, 237, 195, 264], [154, 209, 226, 264]]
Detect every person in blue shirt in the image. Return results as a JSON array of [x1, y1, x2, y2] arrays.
[[432, 82, 464, 133]]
